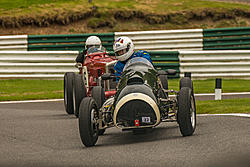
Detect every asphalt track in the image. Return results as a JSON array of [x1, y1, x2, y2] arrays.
[[0, 96, 250, 167]]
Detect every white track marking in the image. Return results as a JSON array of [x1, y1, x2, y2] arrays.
[[1, 92, 250, 103], [167, 92, 250, 97], [195, 92, 250, 96], [0, 99, 63, 104], [198, 113, 250, 118]]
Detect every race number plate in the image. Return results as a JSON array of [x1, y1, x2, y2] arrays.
[[142, 117, 151, 123]]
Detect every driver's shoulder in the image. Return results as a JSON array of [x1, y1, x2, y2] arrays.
[[135, 50, 149, 56]]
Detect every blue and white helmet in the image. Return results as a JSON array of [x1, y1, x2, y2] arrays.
[[113, 36, 134, 62]]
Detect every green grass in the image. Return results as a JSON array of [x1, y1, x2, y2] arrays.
[[0, 79, 249, 101], [0, 79, 63, 101], [0, 0, 70, 10], [0, 0, 90, 16], [197, 98, 250, 114], [0, 79, 249, 114], [93, 0, 250, 13], [1, 0, 250, 17], [1, 0, 250, 33], [169, 79, 250, 94]]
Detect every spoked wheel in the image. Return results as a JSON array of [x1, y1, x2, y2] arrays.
[[91, 86, 106, 135], [79, 97, 99, 147], [73, 74, 87, 118], [64, 72, 75, 114], [177, 87, 196, 136]]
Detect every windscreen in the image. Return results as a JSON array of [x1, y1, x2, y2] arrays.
[[123, 57, 154, 71]]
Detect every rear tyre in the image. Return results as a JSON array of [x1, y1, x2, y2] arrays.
[[79, 97, 99, 147], [91, 86, 106, 135], [64, 72, 75, 114], [177, 87, 196, 136], [179, 77, 193, 94], [73, 74, 87, 118]]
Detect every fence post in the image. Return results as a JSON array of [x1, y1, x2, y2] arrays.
[[215, 78, 222, 100]]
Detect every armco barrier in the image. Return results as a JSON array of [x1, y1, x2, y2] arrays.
[[1, 50, 250, 79], [179, 50, 250, 79], [27, 29, 203, 52], [1, 27, 250, 79], [149, 51, 180, 78], [203, 27, 250, 50], [0, 51, 79, 78], [28, 33, 115, 51], [0, 51, 179, 79], [115, 29, 203, 51], [2, 26, 250, 52], [0, 35, 28, 51]]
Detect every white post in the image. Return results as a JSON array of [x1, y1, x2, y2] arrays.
[[215, 78, 222, 100]]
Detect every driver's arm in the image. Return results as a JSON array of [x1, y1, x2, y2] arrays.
[[75, 50, 87, 63], [114, 61, 125, 82], [137, 50, 153, 65]]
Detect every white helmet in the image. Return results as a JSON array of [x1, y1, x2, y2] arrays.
[[85, 36, 102, 49], [113, 36, 134, 62]]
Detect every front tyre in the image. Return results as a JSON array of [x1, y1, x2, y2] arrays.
[[79, 97, 99, 147], [177, 87, 196, 136]]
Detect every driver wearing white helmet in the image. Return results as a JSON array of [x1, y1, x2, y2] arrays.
[[113, 36, 153, 82], [75, 36, 102, 68]]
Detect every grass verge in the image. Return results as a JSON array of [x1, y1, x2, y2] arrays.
[[0, 79, 249, 114], [0, 78, 250, 101], [1, 0, 250, 15], [196, 98, 250, 114], [0, 0, 250, 34], [169, 79, 250, 94], [0, 79, 63, 101]]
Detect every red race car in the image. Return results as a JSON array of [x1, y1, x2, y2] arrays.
[[64, 46, 117, 117]]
